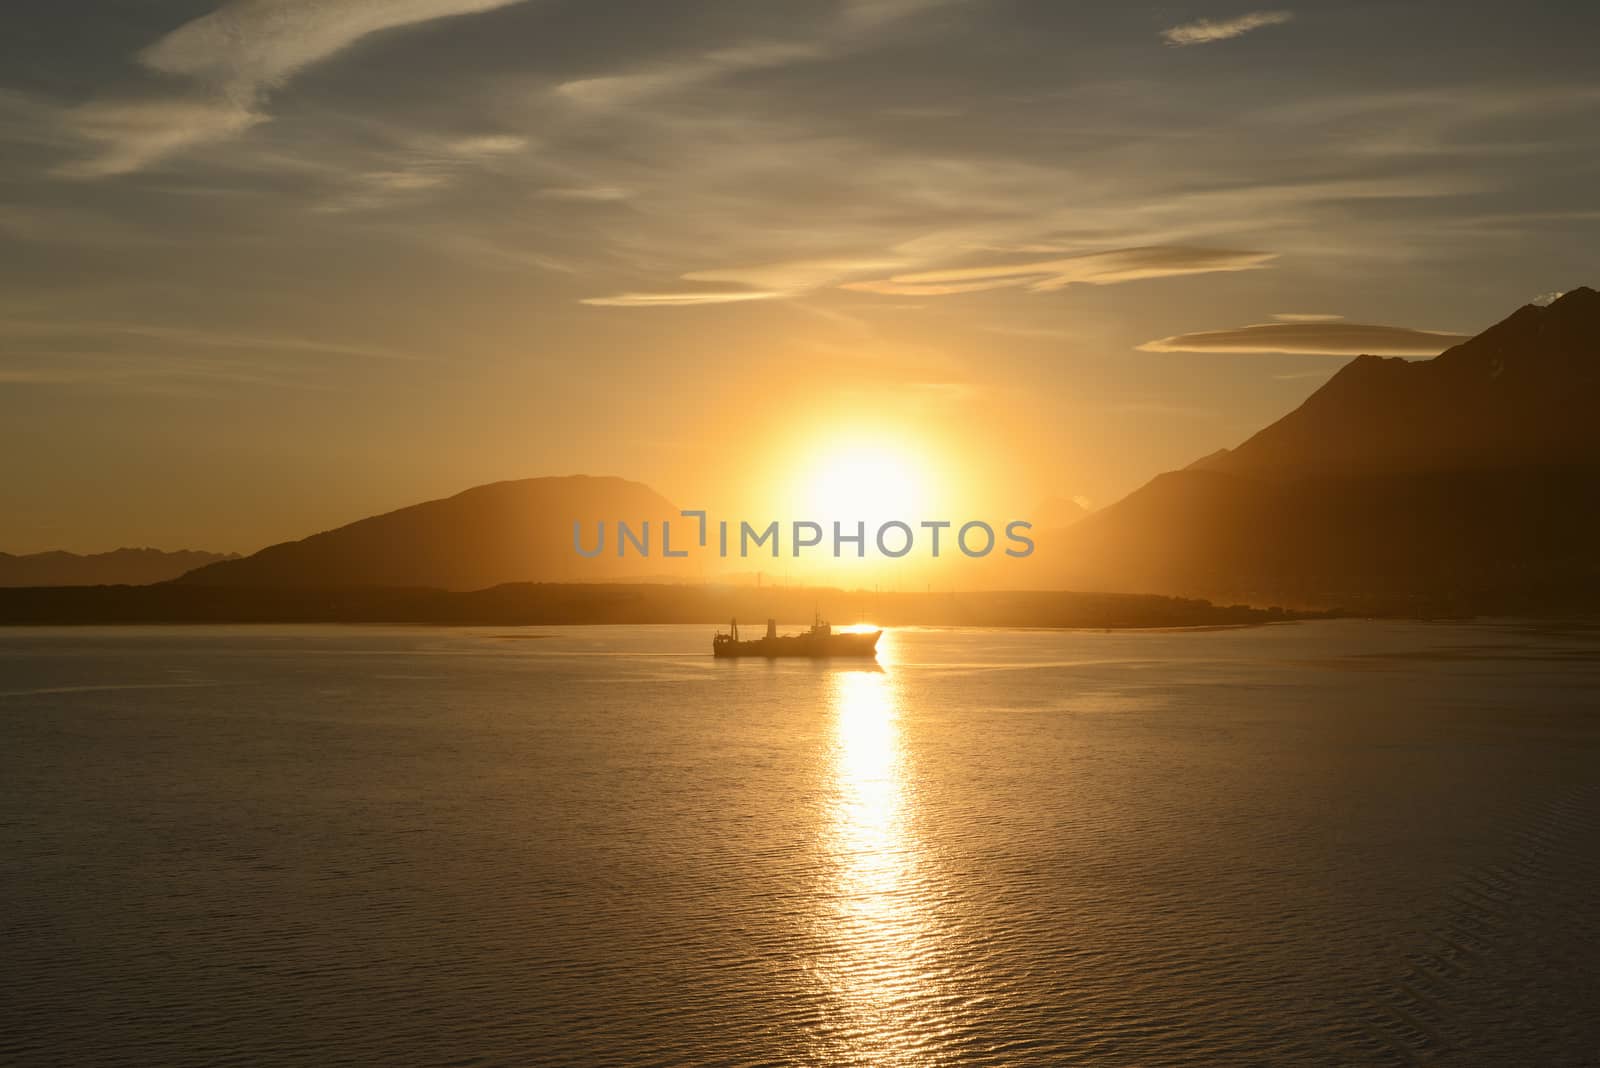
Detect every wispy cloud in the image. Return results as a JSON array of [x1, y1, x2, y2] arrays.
[[0, 317, 417, 395], [553, 0, 973, 109], [685, 258, 909, 292], [843, 247, 1277, 297], [139, 0, 530, 101], [0, 351, 343, 394], [1272, 312, 1343, 321], [556, 43, 819, 108], [535, 185, 635, 202], [60, 0, 532, 176], [583, 248, 1275, 307], [3, 320, 418, 361], [1138, 321, 1469, 355], [579, 291, 784, 308], [1162, 10, 1293, 46], [843, 0, 964, 29], [56, 98, 264, 178], [582, 257, 906, 307], [312, 132, 530, 212]]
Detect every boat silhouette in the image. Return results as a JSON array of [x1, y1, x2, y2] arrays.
[[712, 614, 880, 658]]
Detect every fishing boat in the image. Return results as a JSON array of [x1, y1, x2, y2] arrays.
[[712, 614, 880, 658]]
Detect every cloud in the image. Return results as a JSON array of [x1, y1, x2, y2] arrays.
[[536, 185, 635, 202], [0, 317, 417, 395], [839, 277, 1019, 297], [587, 248, 1276, 307], [445, 134, 530, 159], [1162, 11, 1293, 46], [1531, 291, 1565, 307], [298, 130, 530, 211], [140, 0, 530, 101], [0, 368, 260, 397], [843, 0, 963, 29], [0, 350, 343, 394], [62, 0, 532, 176], [582, 257, 907, 307], [1272, 312, 1343, 321], [539, 21, 1533, 313], [1138, 321, 1470, 355], [582, 246, 1276, 307], [553, 0, 973, 108], [684, 258, 909, 291], [3, 319, 417, 361], [579, 291, 783, 307], [314, 167, 451, 213], [556, 43, 819, 108], [55, 98, 264, 178], [362, 170, 449, 192], [843, 247, 1277, 297]]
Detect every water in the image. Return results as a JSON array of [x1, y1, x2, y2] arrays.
[[2, 621, 1598, 1066]]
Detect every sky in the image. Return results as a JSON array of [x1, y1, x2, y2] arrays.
[[2, 0, 1598, 554]]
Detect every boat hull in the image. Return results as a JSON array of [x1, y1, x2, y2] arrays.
[[713, 630, 880, 658]]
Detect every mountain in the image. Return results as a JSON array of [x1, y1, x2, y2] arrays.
[[1053, 288, 1600, 612], [174, 476, 686, 591], [0, 548, 237, 587], [1033, 496, 1091, 528], [1210, 286, 1600, 479]]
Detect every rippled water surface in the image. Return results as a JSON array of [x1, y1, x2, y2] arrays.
[[3, 621, 1599, 1066]]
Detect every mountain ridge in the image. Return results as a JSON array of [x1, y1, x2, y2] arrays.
[[174, 475, 685, 591], [1210, 286, 1600, 479], [0, 547, 238, 587]]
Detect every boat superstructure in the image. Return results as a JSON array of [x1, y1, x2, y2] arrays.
[[712, 614, 880, 658]]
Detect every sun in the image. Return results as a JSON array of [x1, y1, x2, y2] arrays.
[[791, 439, 933, 525]]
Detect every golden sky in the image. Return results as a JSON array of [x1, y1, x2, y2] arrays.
[[1, 1, 1596, 552]]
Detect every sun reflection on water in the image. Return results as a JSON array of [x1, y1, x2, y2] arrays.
[[816, 634, 947, 1062], [832, 667, 904, 924]]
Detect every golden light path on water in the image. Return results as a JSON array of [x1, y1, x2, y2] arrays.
[[817, 633, 953, 1064]]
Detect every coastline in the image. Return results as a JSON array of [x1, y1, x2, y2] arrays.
[[0, 581, 1330, 629]]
